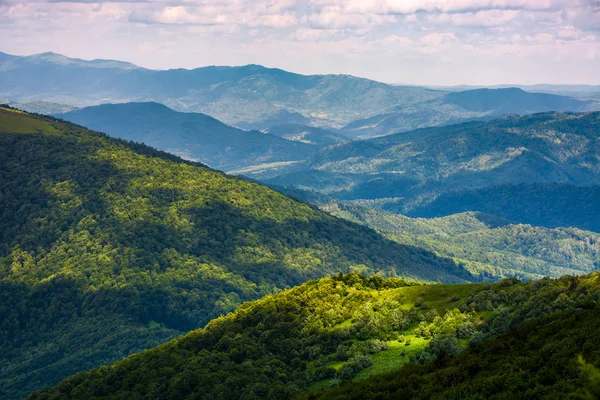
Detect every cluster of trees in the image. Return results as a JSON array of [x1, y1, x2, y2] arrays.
[[325, 203, 600, 280], [29, 271, 600, 400], [308, 277, 600, 399], [0, 108, 476, 399]]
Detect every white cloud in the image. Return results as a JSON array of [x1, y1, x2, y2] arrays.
[[420, 32, 457, 45], [0, 0, 599, 84]]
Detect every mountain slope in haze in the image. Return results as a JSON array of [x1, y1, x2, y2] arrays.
[[405, 182, 600, 232], [29, 272, 600, 400], [445, 87, 592, 113], [324, 203, 600, 280], [56, 102, 316, 171], [343, 88, 596, 138], [0, 52, 442, 130], [265, 112, 600, 231], [11, 100, 79, 115], [4, 52, 597, 137], [264, 124, 348, 147], [0, 106, 473, 400]]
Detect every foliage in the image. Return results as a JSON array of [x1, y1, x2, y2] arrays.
[[0, 107, 474, 399], [307, 274, 600, 400], [29, 271, 600, 400], [324, 203, 600, 280], [576, 356, 600, 400]]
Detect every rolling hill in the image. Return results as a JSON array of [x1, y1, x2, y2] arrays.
[[263, 112, 600, 231], [342, 88, 596, 138], [56, 102, 316, 171], [0, 106, 478, 399], [28, 272, 600, 400], [323, 203, 600, 280]]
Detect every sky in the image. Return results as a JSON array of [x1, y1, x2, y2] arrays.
[[1, 0, 599, 85]]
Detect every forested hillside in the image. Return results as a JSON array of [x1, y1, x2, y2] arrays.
[[0, 107, 473, 399], [406, 183, 600, 232], [264, 112, 600, 231], [307, 280, 600, 399], [30, 272, 600, 400], [324, 204, 600, 280]]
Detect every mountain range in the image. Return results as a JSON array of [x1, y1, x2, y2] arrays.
[[2, 51, 600, 400], [2, 52, 598, 137], [262, 111, 600, 231]]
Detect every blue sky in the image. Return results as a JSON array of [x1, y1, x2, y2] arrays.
[[1, 0, 599, 85]]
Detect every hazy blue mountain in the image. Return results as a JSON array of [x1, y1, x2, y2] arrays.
[[262, 112, 600, 231], [5, 52, 597, 138], [424, 84, 600, 94], [342, 88, 596, 138], [264, 124, 348, 147], [444, 88, 591, 113], [57, 102, 317, 171], [235, 110, 312, 130], [0, 51, 442, 130]]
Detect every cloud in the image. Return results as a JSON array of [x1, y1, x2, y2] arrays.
[[0, 0, 599, 84], [558, 25, 583, 40], [420, 32, 457, 45], [315, 0, 570, 15], [307, 5, 396, 29]]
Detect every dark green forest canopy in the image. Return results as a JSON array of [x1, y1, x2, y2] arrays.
[[29, 272, 600, 400], [0, 107, 472, 399]]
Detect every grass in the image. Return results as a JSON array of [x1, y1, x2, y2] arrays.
[[355, 336, 429, 380], [0, 108, 60, 134]]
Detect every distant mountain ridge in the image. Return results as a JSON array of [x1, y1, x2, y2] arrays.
[[0, 51, 442, 130], [343, 88, 594, 138], [56, 102, 317, 171], [4, 51, 597, 137]]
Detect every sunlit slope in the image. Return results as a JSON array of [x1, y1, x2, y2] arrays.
[[29, 272, 600, 400], [0, 107, 472, 399], [307, 278, 600, 400]]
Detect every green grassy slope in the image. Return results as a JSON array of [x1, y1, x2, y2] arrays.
[[0, 107, 475, 399], [29, 272, 600, 400], [307, 284, 600, 399], [324, 203, 600, 280]]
